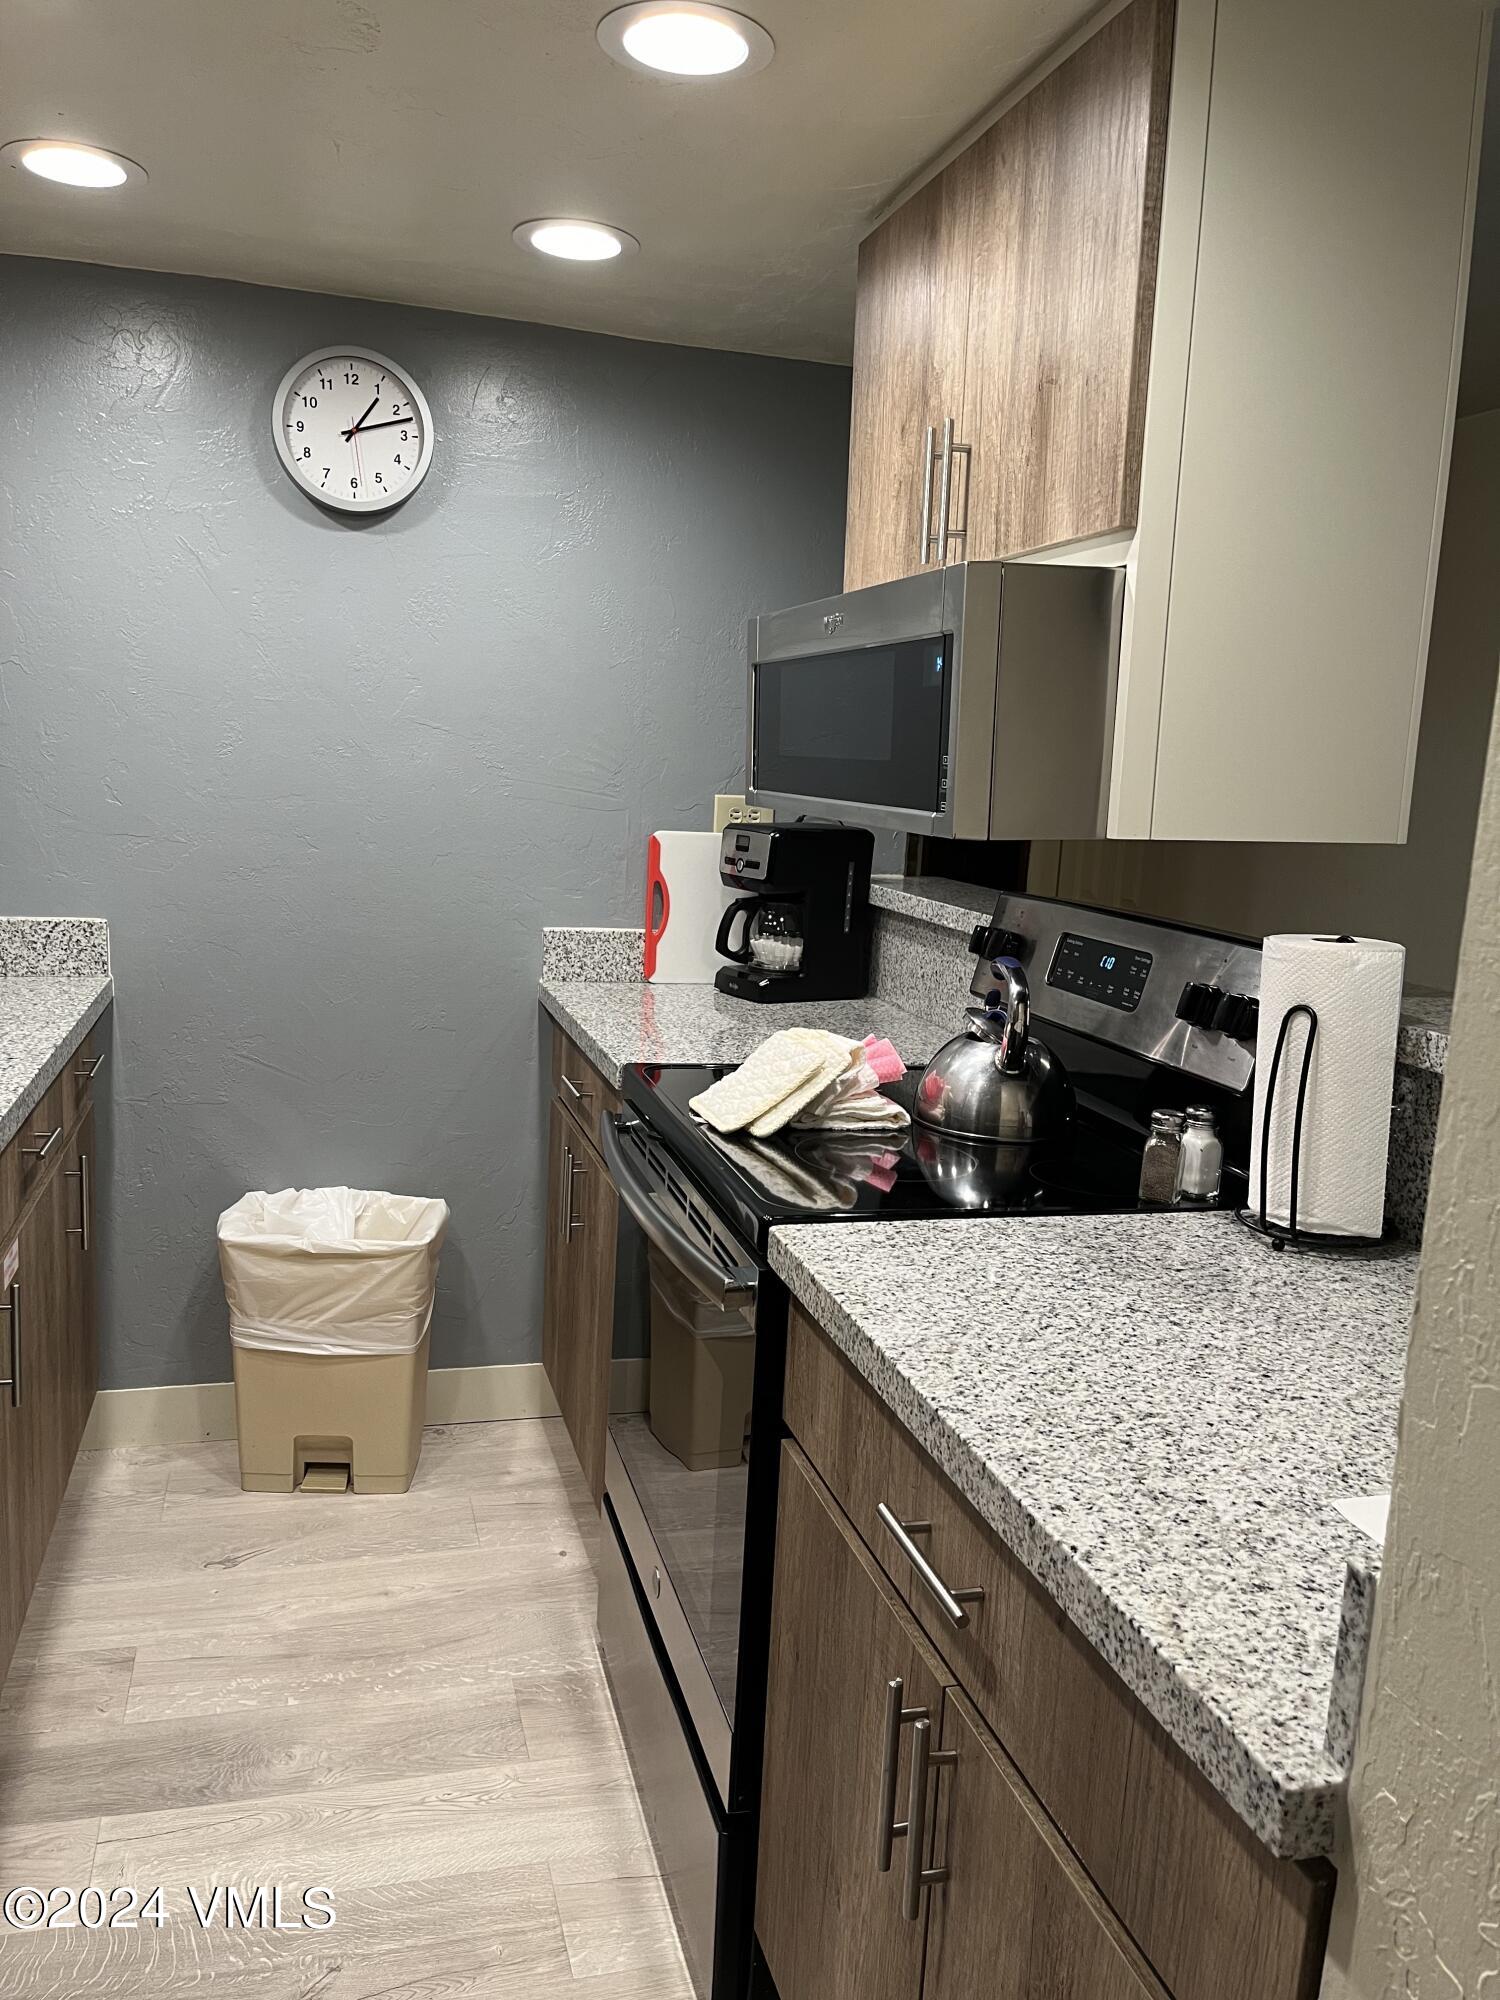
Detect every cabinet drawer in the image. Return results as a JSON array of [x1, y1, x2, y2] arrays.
[[784, 1305, 1332, 2000], [1, 1074, 69, 1238], [551, 1029, 621, 1150], [63, 1027, 105, 1132]]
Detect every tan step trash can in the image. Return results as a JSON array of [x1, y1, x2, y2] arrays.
[[646, 1243, 755, 1472], [217, 1187, 448, 1495]]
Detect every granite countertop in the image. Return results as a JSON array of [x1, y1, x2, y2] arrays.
[[769, 1210, 1417, 1861], [539, 976, 956, 1090], [0, 919, 114, 1153]]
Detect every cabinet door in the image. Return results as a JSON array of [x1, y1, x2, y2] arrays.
[[6, 1167, 73, 1600], [562, 1134, 616, 1504], [922, 1685, 1168, 2000], [756, 1442, 947, 2000], [62, 1109, 98, 1455], [956, 0, 1174, 560], [541, 1101, 617, 1505], [844, 164, 973, 591]]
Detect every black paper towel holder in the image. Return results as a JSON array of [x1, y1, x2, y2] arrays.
[[1235, 1001, 1388, 1254]]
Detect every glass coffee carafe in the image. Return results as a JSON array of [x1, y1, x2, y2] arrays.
[[715, 895, 805, 975]]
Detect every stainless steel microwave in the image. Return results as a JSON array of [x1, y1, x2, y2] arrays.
[[746, 560, 1125, 841]]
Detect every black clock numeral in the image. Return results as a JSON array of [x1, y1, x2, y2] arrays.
[[393, 454, 403, 467], [321, 468, 330, 487], [302, 446, 311, 459], [350, 478, 359, 491], [301, 393, 318, 408], [374, 472, 384, 486], [344, 370, 359, 385], [295, 419, 304, 433], [318, 374, 332, 390], [391, 401, 402, 414]]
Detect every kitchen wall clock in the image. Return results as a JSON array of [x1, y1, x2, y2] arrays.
[[272, 347, 434, 514]]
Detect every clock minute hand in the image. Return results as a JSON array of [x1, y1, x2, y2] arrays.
[[339, 415, 413, 436], [341, 394, 381, 441]]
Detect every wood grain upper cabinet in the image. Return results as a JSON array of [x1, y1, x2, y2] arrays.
[[955, 0, 1174, 562], [843, 0, 1172, 588], [922, 1687, 1169, 2000], [757, 1443, 948, 2000], [844, 164, 973, 591]]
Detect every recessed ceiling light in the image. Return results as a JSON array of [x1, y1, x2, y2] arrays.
[[597, 4, 774, 79], [0, 139, 144, 188], [513, 218, 640, 262]]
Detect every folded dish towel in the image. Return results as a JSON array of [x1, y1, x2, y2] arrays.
[[690, 1029, 908, 1137]]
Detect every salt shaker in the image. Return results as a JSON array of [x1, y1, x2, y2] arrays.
[[1176, 1105, 1223, 1204], [1138, 1109, 1186, 1206]]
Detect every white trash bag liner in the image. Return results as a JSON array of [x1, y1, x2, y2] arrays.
[[217, 1187, 449, 1357]]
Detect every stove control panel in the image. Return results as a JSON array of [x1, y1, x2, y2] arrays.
[[1047, 933, 1153, 1012], [966, 892, 1262, 1093]]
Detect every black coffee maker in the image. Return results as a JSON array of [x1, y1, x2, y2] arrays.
[[713, 822, 874, 1003]]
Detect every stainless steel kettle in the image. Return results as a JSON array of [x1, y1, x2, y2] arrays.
[[913, 960, 1073, 1143]]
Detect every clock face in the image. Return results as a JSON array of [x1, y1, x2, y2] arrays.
[[272, 348, 434, 514]]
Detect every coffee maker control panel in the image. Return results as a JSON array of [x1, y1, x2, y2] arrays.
[[722, 826, 773, 882]]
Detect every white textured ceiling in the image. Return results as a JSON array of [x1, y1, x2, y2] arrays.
[[0, 0, 1094, 362]]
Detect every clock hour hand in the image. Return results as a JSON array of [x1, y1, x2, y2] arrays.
[[338, 414, 413, 436], [341, 394, 381, 440]]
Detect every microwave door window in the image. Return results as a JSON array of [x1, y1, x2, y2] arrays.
[[753, 638, 950, 812]]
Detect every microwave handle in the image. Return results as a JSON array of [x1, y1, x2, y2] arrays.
[[715, 895, 760, 964], [601, 1116, 759, 1311]]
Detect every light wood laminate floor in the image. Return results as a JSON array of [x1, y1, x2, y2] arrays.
[[0, 1419, 693, 1999]]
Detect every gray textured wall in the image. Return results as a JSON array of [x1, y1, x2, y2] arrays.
[[0, 256, 850, 1389]]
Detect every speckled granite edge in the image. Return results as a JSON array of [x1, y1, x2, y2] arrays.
[[768, 1234, 1373, 1859], [0, 917, 110, 977], [1325, 1551, 1381, 1767], [869, 875, 993, 935], [540, 926, 643, 984], [1396, 994, 1451, 1074], [0, 977, 114, 1153], [539, 981, 628, 1088]]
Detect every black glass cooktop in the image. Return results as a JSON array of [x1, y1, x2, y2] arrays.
[[619, 1061, 1237, 1256]]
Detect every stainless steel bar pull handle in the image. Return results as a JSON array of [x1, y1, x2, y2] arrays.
[[20, 1125, 62, 1163], [74, 1052, 106, 1081], [560, 1072, 591, 1108], [934, 415, 971, 560], [67, 1153, 91, 1253], [877, 1503, 985, 1628], [877, 1677, 929, 1872], [918, 424, 937, 563], [0, 1281, 21, 1408], [559, 1144, 575, 1242], [902, 1718, 955, 1920], [567, 1152, 586, 1237]]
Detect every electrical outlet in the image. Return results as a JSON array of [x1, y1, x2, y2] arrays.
[[713, 794, 774, 834]]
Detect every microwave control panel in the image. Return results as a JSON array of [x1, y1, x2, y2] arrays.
[[1046, 932, 1153, 1013]]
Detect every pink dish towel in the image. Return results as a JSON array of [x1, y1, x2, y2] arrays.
[[861, 1036, 905, 1084]]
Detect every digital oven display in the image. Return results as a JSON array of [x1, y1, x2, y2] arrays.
[[1046, 933, 1153, 1012]]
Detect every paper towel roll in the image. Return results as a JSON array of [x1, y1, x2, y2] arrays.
[[1249, 935, 1405, 1238]]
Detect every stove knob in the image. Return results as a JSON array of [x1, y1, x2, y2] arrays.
[[967, 924, 1026, 962], [1213, 991, 1260, 1040], [1175, 980, 1220, 1028]]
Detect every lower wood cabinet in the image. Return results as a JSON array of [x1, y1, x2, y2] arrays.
[[0, 1058, 101, 1684], [759, 1444, 1166, 2000], [541, 1042, 619, 1504]]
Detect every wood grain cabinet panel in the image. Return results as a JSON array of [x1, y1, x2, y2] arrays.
[[540, 1085, 618, 1507], [783, 1304, 1332, 2000], [923, 1686, 1168, 2000], [551, 1030, 622, 1156], [757, 1442, 948, 2000], [844, 164, 973, 591], [954, 0, 1174, 561]]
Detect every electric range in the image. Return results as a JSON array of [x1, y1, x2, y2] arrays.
[[594, 894, 1264, 2000]]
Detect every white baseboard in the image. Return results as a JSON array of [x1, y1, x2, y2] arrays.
[[79, 1358, 650, 1451]]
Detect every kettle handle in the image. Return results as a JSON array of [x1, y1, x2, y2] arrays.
[[980, 959, 1031, 1074], [716, 895, 761, 965]]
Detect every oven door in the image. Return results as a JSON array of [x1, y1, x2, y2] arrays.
[[599, 1112, 761, 1812], [746, 563, 1001, 840]]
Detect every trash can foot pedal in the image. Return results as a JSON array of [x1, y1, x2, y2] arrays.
[[299, 1462, 350, 1494]]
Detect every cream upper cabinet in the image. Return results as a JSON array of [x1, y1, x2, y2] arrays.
[[1110, 0, 1490, 842]]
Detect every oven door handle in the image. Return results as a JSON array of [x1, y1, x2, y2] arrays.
[[601, 1114, 759, 1312]]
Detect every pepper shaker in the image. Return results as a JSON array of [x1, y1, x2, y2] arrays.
[[1138, 1109, 1186, 1206]]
